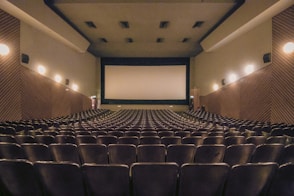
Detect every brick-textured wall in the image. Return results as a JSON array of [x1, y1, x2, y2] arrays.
[[0, 9, 91, 121], [200, 5, 294, 124]]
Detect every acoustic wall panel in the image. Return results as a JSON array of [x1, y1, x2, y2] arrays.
[[21, 67, 52, 120], [271, 6, 294, 124], [200, 5, 294, 124], [220, 83, 241, 119], [0, 9, 22, 121], [239, 65, 272, 122]]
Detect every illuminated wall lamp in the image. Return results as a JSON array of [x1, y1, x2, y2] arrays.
[[283, 42, 294, 54], [0, 43, 10, 56]]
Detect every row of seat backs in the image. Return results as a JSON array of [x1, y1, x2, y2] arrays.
[[1, 134, 291, 146], [0, 160, 293, 196], [0, 142, 293, 166]]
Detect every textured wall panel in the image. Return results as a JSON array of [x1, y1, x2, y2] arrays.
[[271, 6, 294, 124], [51, 84, 71, 118], [21, 67, 52, 120], [82, 95, 91, 111], [220, 83, 241, 119], [200, 5, 294, 124], [239, 65, 272, 122], [0, 9, 22, 121], [200, 91, 221, 114]]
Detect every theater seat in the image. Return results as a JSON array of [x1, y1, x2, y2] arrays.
[[178, 163, 230, 196], [108, 144, 137, 166], [251, 144, 284, 163], [49, 143, 81, 165], [0, 159, 43, 196], [137, 144, 166, 162], [34, 161, 86, 196], [78, 144, 108, 164], [22, 143, 52, 162], [131, 162, 178, 196], [194, 144, 226, 163], [82, 164, 130, 196], [223, 144, 256, 166], [0, 142, 27, 159], [279, 144, 294, 165], [267, 163, 294, 196], [166, 144, 195, 166], [223, 163, 278, 196]]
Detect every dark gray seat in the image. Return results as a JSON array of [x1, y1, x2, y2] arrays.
[[82, 164, 130, 196], [223, 144, 256, 166], [137, 144, 166, 162], [131, 162, 178, 196], [108, 144, 137, 166], [78, 144, 108, 164], [178, 163, 230, 196], [22, 143, 52, 162], [166, 144, 195, 166], [34, 161, 86, 196], [194, 144, 226, 163]]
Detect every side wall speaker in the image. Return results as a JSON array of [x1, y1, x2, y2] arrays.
[[21, 53, 29, 64], [263, 53, 271, 63]]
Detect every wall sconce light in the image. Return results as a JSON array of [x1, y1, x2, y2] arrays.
[[283, 42, 294, 54], [0, 43, 10, 56]]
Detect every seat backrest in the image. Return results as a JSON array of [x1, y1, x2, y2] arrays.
[[0, 142, 27, 159], [96, 135, 117, 145], [76, 135, 97, 144], [124, 131, 140, 137], [225, 136, 245, 146], [267, 163, 294, 196], [178, 163, 230, 196], [140, 131, 158, 137], [203, 136, 224, 145], [49, 143, 81, 165], [266, 136, 287, 144], [82, 164, 130, 196], [137, 144, 166, 162], [55, 135, 76, 144], [108, 131, 124, 137], [251, 144, 284, 163], [246, 136, 266, 146], [78, 144, 108, 164], [22, 143, 52, 162], [158, 131, 174, 137], [223, 163, 278, 196], [194, 144, 226, 163], [131, 162, 178, 196], [161, 136, 181, 146], [0, 135, 16, 143], [108, 144, 137, 166], [0, 159, 43, 196], [166, 144, 196, 166], [182, 136, 203, 146], [35, 135, 55, 145], [140, 136, 161, 144], [223, 144, 256, 166], [15, 135, 36, 144], [279, 144, 294, 165], [174, 131, 191, 138], [118, 136, 140, 145], [34, 162, 86, 196]]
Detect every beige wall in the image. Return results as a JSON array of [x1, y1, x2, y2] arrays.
[[193, 19, 272, 96], [20, 22, 98, 97]]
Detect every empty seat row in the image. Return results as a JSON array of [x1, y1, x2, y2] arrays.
[[1, 134, 291, 147], [0, 142, 293, 166], [0, 159, 293, 196]]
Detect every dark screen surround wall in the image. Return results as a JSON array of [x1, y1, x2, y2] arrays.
[[101, 57, 190, 105], [200, 6, 294, 124], [0, 9, 91, 122]]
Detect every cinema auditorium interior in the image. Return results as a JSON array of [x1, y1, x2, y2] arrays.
[[0, 0, 293, 195]]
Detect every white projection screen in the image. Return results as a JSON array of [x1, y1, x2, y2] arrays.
[[101, 58, 189, 104]]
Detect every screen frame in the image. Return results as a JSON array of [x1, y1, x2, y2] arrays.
[[101, 57, 190, 105]]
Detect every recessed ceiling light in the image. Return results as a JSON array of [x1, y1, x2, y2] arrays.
[[126, 38, 133, 43], [37, 65, 46, 75], [54, 74, 62, 83], [193, 21, 204, 28], [160, 21, 169, 28], [182, 38, 190, 43], [120, 21, 129, 28], [99, 38, 108, 43], [156, 38, 164, 43], [0, 43, 9, 56], [85, 21, 96, 28]]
